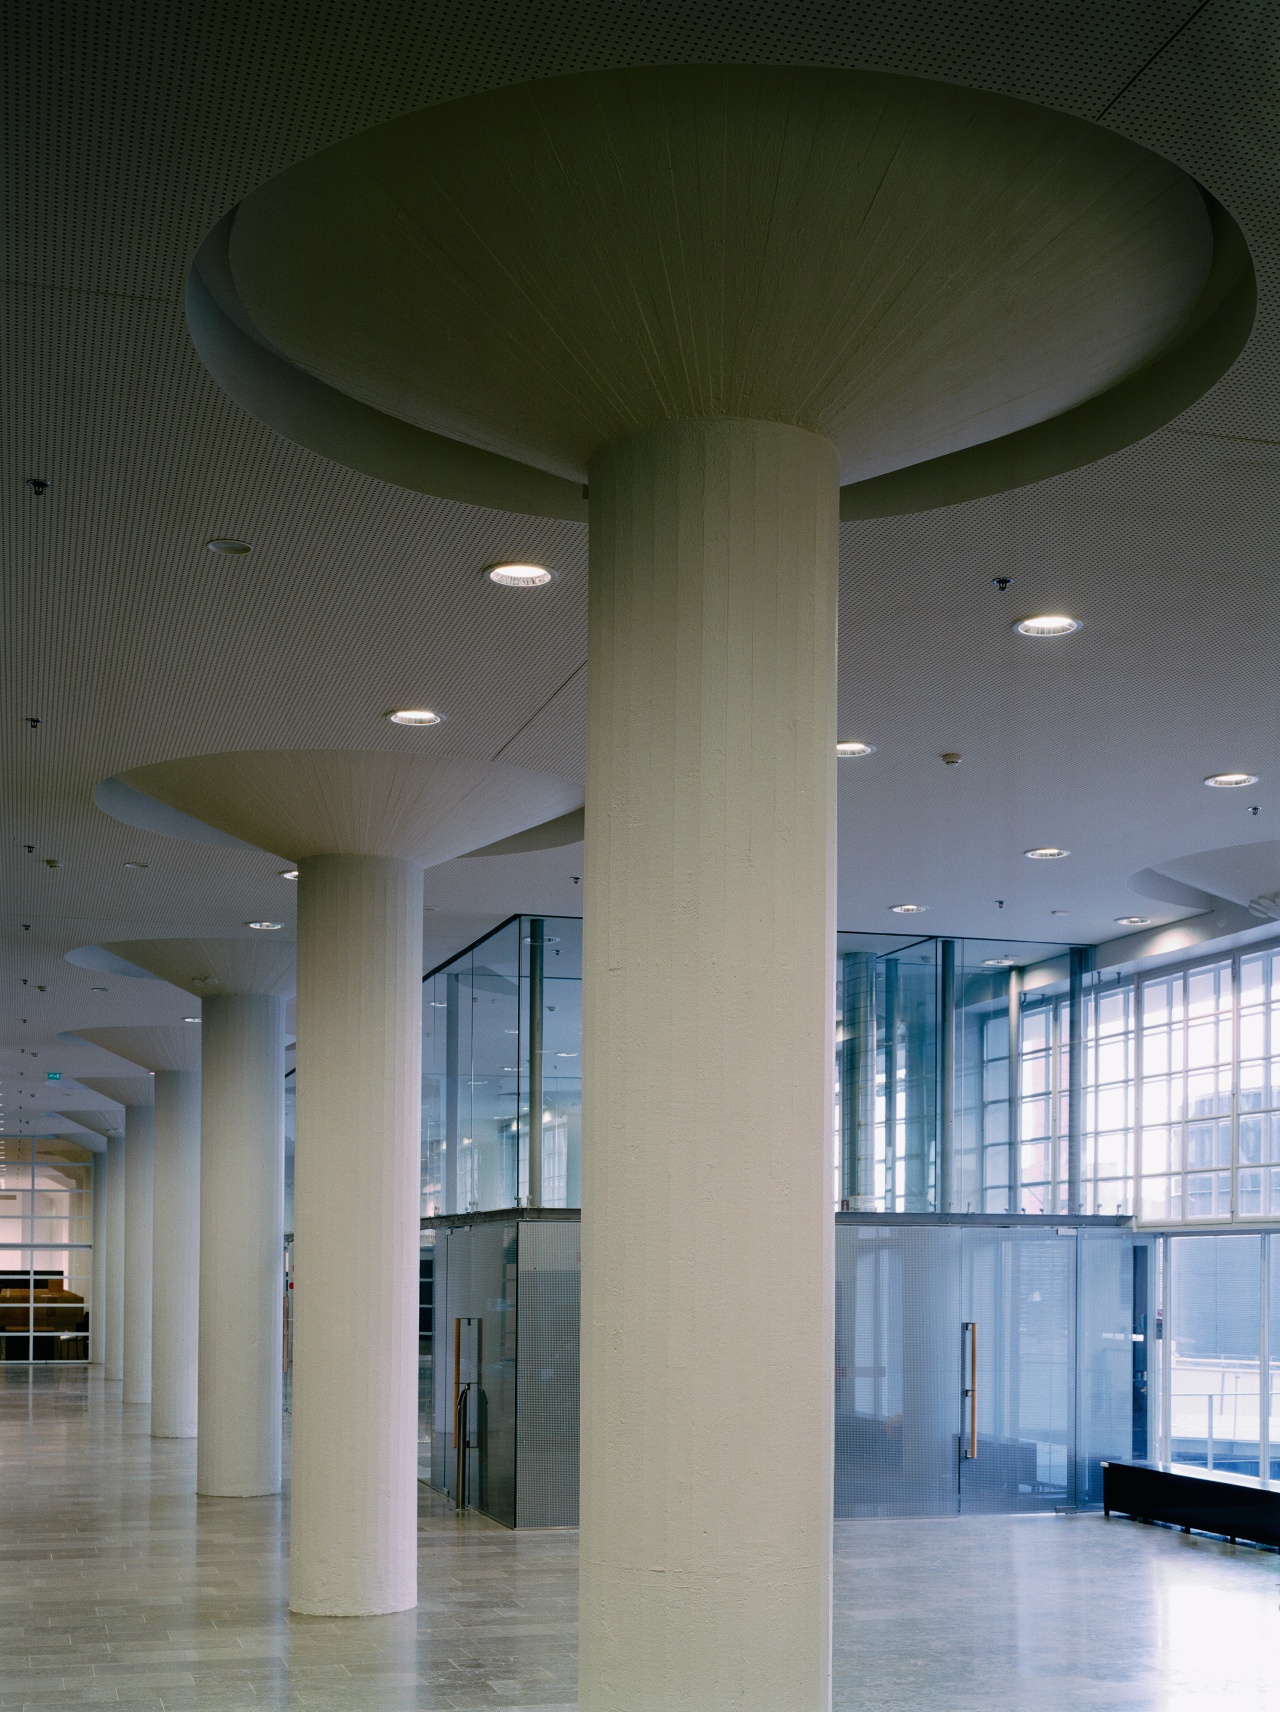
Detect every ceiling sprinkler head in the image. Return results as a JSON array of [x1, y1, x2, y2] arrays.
[[940, 752, 963, 766], [25, 477, 49, 496], [991, 575, 1012, 591]]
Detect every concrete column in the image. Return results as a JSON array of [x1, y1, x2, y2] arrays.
[[123, 1103, 155, 1408], [104, 1133, 125, 1381], [90, 1151, 106, 1365], [290, 854, 423, 1616], [579, 419, 838, 1712], [151, 1069, 201, 1437], [198, 993, 285, 1496]]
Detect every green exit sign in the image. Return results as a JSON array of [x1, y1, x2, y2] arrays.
[[45, 1071, 60, 1081]]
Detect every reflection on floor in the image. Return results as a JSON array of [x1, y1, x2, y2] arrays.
[[1, 1367, 1277, 1710]]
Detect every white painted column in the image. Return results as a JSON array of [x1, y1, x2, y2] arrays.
[[290, 854, 423, 1615], [150, 1069, 201, 1437], [198, 993, 285, 1495], [104, 1133, 125, 1382], [90, 1151, 106, 1364], [579, 419, 838, 1712], [122, 1104, 155, 1408]]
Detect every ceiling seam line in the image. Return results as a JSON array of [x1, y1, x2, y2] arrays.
[[1094, 0, 1217, 120], [490, 660, 587, 762]]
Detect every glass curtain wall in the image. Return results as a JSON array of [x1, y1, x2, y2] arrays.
[[836, 933, 1069, 1215], [422, 917, 583, 1216], [423, 920, 1280, 1227], [0, 1135, 93, 1362], [840, 930, 1280, 1226], [1150, 1229, 1280, 1478]]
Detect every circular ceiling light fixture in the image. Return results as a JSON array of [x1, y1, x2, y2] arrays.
[[1204, 771, 1258, 788], [247, 920, 283, 931], [206, 538, 252, 554], [279, 868, 299, 880], [836, 740, 876, 758], [1116, 915, 1150, 926], [181, 1015, 200, 1023], [387, 708, 444, 727], [891, 902, 927, 914], [983, 957, 1016, 967], [1014, 615, 1081, 637], [1025, 846, 1070, 859], [485, 561, 556, 587]]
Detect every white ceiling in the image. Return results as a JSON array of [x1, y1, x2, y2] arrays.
[[5, 0, 1280, 1141]]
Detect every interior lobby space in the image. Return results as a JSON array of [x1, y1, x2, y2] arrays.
[[8, 2, 1280, 1709], [3, 1369, 1277, 1712]]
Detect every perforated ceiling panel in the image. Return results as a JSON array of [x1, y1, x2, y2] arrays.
[[3, 0, 1280, 1132]]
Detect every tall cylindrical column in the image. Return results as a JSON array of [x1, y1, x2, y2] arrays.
[[290, 854, 423, 1616], [123, 1104, 155, 1407], [151, 1069, 201, 1437], [579, 419, 838, 1712], [104, 1133, 125, 1382], [90, 1151, 106, 1365], [198, 993, 285, 1495]]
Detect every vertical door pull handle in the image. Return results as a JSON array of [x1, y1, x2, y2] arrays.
[[961, 1321, 978, 1460]]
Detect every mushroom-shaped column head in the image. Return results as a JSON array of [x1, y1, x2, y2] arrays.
[[74, 1027, 199, 1075], [77, 1075, 153, 1108], [107, 938, 296, 1000], [191, 64, 1251, 521], [54, 1109, 121, 1142], [115, 749, 583, 865]]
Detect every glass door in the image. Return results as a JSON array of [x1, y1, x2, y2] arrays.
[[835, 1217, 1134, 1517], [958, 1226, 1075, 1512]]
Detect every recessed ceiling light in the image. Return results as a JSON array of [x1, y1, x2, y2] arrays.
[[123, 860, 149, 870], [247, 920, 283, 931], [1014, 615, 1081, 637], [181, 1016, 200, 1023], [279, 868, 299, 880], [485, 561, 556, 587], [1116, 915, 1150, 926], [388, 708, 444, 726], [983, 957, 1016, 967], [90, 985, 107, 993], [1025, 846, 1069, 859], [1204, 771, 1258, 788], [836, 740, 876, 758], [206, 537, 252, 554], [891, 903, 927, 914]]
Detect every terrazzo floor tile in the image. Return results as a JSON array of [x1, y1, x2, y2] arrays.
[[2, 1366, 1278, 1708]]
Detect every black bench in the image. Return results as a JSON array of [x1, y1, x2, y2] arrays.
[[1103, 1460, 1280, 1549]]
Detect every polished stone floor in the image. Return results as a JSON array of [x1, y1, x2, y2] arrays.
[[1, 1368, 1277, 1709]]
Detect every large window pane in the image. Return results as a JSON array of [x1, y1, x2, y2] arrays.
[[1168, 1234, 1261, 1474]]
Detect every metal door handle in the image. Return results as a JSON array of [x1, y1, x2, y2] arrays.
[[961, 1321, 977, 1460]]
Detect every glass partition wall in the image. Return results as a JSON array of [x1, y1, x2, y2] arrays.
[[0, 1135, 93, 1362], [422, 917, 582, 1218]]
